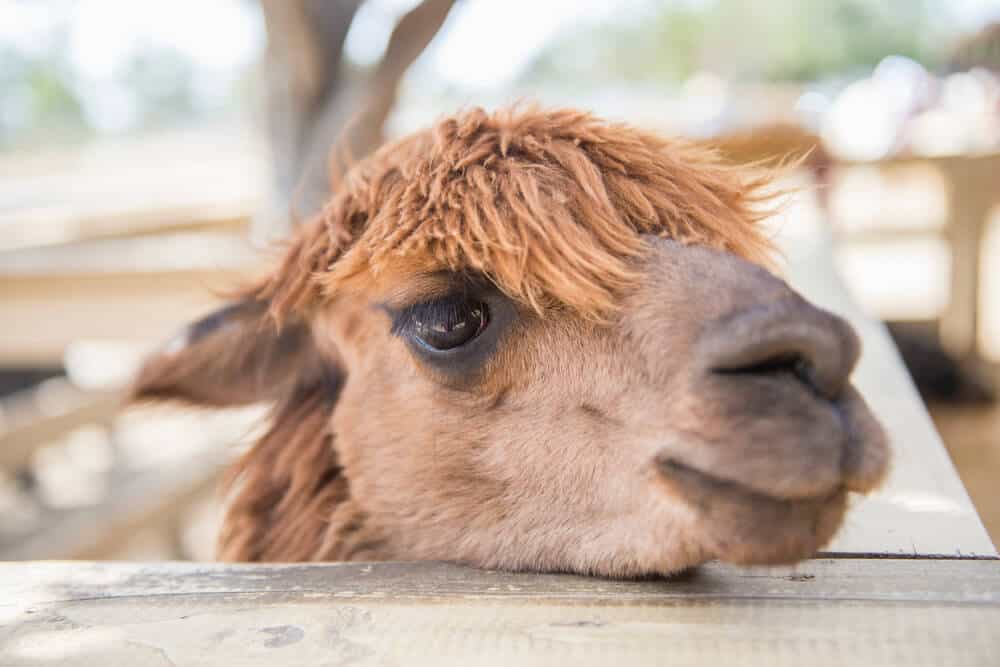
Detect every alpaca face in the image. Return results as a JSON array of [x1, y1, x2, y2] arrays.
[[299, 238, 886, 575], [131, 107, 888, 576], [134, 237, 887, 576]]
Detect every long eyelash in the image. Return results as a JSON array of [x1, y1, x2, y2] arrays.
[[389, 296, 473, 337]]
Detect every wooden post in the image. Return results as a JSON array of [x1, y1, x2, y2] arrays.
[[939, 154, 1000, 361], [256, 0, 457, 242]]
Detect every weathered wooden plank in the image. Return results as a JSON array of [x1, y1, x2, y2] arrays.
[[1, 560, 998, 666], [6, 597, 999, 667], [4, 559, 999, 605]]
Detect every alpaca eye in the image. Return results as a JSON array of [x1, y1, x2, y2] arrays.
[[412, 300, 489, 350]]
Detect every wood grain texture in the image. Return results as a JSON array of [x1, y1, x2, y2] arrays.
[[2, 560, 998, 666]]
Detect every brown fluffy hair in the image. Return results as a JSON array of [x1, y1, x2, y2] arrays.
[[254, 106, 777, 325], [709, 122, 826, 170]]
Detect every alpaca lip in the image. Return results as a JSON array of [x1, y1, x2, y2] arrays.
[[656, 456, 850, 566], [654, 456, 843, 510]]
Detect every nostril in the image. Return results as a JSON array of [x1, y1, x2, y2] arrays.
[[701, 301, 860, 401], [713, 352, 821, 394], [715, 352, 800, 377]]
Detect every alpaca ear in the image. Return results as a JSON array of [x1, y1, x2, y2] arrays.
[[130, 298, 326, 407]]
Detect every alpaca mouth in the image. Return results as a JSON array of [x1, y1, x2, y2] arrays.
[[655, 456, 849, 564], [655, 457, 844, 508]]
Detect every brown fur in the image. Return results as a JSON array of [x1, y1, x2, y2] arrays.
[[254, 106, 777, 324], [708, 122, 826, 169], [132, 106, 888, 576], [708, 122, 832, 207]]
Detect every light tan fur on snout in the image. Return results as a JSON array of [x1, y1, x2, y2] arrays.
[[132, 106, 889, 576]]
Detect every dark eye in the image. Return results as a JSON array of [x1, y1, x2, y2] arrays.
[[408, 299, 490, 351], [387, 286, 515, 376]]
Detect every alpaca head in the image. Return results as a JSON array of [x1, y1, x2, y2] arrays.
[[133, 107, 888, 576]]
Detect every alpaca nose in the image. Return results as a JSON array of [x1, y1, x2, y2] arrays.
[[699, 299, 860, 400]]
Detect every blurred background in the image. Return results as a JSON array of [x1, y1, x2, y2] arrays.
[[1, 0, 998, 560]]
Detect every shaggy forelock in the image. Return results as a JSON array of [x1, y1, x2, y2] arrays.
[[255, 106, 778, 322]]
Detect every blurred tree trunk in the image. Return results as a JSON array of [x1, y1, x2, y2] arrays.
[[257, 0, 457, 241]]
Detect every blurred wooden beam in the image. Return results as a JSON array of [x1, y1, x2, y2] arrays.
[[1, 449, 224, 561], [0, 381, 123, 473], [0, 263, 259, 367], [835, 152, 1000, 362], [261, 0, 365, 225], [258, 0, 457, 238], [0, 204, 249, 252]]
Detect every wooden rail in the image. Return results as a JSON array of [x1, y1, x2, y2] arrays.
[[1, 447, 225, 561], [2, 559, 997, 665], [0, 380, 123, 472], [0, 378, 253, 561], [0, 231, 261, 367]]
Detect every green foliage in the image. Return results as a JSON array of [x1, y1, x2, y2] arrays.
[[524, 0, 956, 85], [118, 46, 199, 129], [0, 26, 251, 150], [749, 0, 941, 80], [0, 43, 89, 148]]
